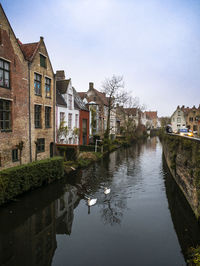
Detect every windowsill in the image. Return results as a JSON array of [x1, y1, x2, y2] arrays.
[[45, 96, 51, 99], [0, 85, 11, 89], [35, 94, 42, 97], [45, 126, 51, 129], [37, 151, 45, 153], [1, 129, 12, 132], [35, 126, 42, 129]]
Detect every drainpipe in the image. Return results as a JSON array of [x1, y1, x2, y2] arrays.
[[53, 74, 56, 155], [28, 62, 32, 162]]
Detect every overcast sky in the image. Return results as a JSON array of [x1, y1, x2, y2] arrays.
[[1, 0, 200, 116]]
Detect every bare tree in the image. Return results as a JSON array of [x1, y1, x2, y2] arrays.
[[101, 75, 128, 139]]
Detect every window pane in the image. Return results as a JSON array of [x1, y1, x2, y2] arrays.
[[0, 60, 3, 68], [4, 62, 9, 70], [0, 69, 3, 86]]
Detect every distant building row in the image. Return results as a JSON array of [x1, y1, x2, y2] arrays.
[[171, 105, 200, 134]]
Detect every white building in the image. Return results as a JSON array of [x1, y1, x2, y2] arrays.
[[171, 106, 187, 132], [56, 71, 79, 144]]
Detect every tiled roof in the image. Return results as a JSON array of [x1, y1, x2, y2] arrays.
[[19, 42, 40, 61], [56, 79, 70, 94], [124, 108, 138, 116], [145, 111, 157, 120], [78, 92, 87, 99], [73, 88, 88, 111], [56, 90, 67, 107], [93, 89, 108, 106]]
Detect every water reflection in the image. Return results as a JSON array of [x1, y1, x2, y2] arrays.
[[0, 138, 199, 266], [0, 179, 79, 266]]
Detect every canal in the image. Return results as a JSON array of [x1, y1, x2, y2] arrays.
[[0, 137, 200, 266]]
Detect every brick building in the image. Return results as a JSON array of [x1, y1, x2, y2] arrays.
[[19, 37, 55, 161], [78, 82, 108, 138], [0, 4, 29, 169]]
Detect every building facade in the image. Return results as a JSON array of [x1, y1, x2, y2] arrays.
[[0, 4, 30, 169], [171, 106, 187, 133], [56, 71, 79, 144], [19, 37, 55, 161]]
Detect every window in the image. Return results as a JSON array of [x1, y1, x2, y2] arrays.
[[93, 96, 96, 101], [34, 73, 42, 95], [12, 149, 18, 162], [37, 138, 45, 153], [0, 99, 11, 131], [35, 105, 41, 128], [40, 54, 46, 68], [68, 113, 72, 129], [0, 59, 10, 88], [45, 77, 51, 98], [75, 114, 78, 128], [193, 125, 197, 131], [60, 112, 65, 124], [68, 94, 72, 110], [45, 107, 51, 128], [189, 117, 193, 122], [178, 111, 180, 116], [177, 117, 181, 123]]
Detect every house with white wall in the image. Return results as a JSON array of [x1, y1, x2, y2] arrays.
[[56, 71, 79, 144], [171, 105, 187, 133]]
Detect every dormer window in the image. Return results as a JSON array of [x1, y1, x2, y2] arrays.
[[0, 59, 10, 88], [40, 54, 46, 68]]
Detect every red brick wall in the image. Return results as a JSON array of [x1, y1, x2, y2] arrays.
[[0, 25, 29, 169]]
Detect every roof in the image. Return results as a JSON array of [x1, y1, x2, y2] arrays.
[[78, 92, 87, 99], [93, 88, 108, 106], [19, 41, 40, 61], [124, 108, 138, 116], [73, 88, 88, 111], [56, 79, 70, 94], [145, 111, 157, 120], [56, 90, 67, 107]]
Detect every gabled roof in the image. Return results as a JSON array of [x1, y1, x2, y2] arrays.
[[145, 111, 157, 120], [78, 92, 87, 100], [93, 88, 108, 106], [73, 88, 88, 111], [19, 41, 40, 61], [124, 108, 138, 116]]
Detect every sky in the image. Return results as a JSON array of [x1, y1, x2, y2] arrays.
[[1, 0, 200, 116]]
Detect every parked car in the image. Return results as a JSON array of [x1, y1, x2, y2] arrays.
[[178, 128, 194, 137], [187, 130, 194, 137]]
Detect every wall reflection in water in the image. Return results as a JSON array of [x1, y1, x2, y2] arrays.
[[0, 180, 80, 266], [163, 154, 200, 260]]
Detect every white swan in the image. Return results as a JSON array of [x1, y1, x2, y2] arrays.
[[87, 198, 97, 206], [104, 187, 111, 195]]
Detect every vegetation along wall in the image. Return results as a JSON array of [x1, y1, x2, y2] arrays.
[[0, 156, 64, 205], [162, 134, 200, 219]]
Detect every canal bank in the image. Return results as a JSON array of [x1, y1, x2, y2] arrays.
[[1, 137, 195, 266]]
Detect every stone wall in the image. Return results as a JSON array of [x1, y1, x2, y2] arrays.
[[162, 134, 200, 218]]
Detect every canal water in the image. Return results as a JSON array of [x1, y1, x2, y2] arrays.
[[0, 137, 200, 266]]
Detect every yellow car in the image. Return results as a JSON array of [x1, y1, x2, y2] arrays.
[[187, 130, 194, 137]]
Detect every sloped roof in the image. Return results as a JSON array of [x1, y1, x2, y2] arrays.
[[56, 79, 70, 94], [74, 88, 88, 111], [93, 88, 108, 106], [56, 90, 67, 107], [145, 111, 157, 120], [78, 92, 87, 99], [19, 41, 40, 61], [124, 108, 138, 116]]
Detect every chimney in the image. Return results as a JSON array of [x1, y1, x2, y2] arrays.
[[89, 82, 94, 90], [40, 36, 44, 42], [181, 105, 185, 109], [56, 70, 65, 81]]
